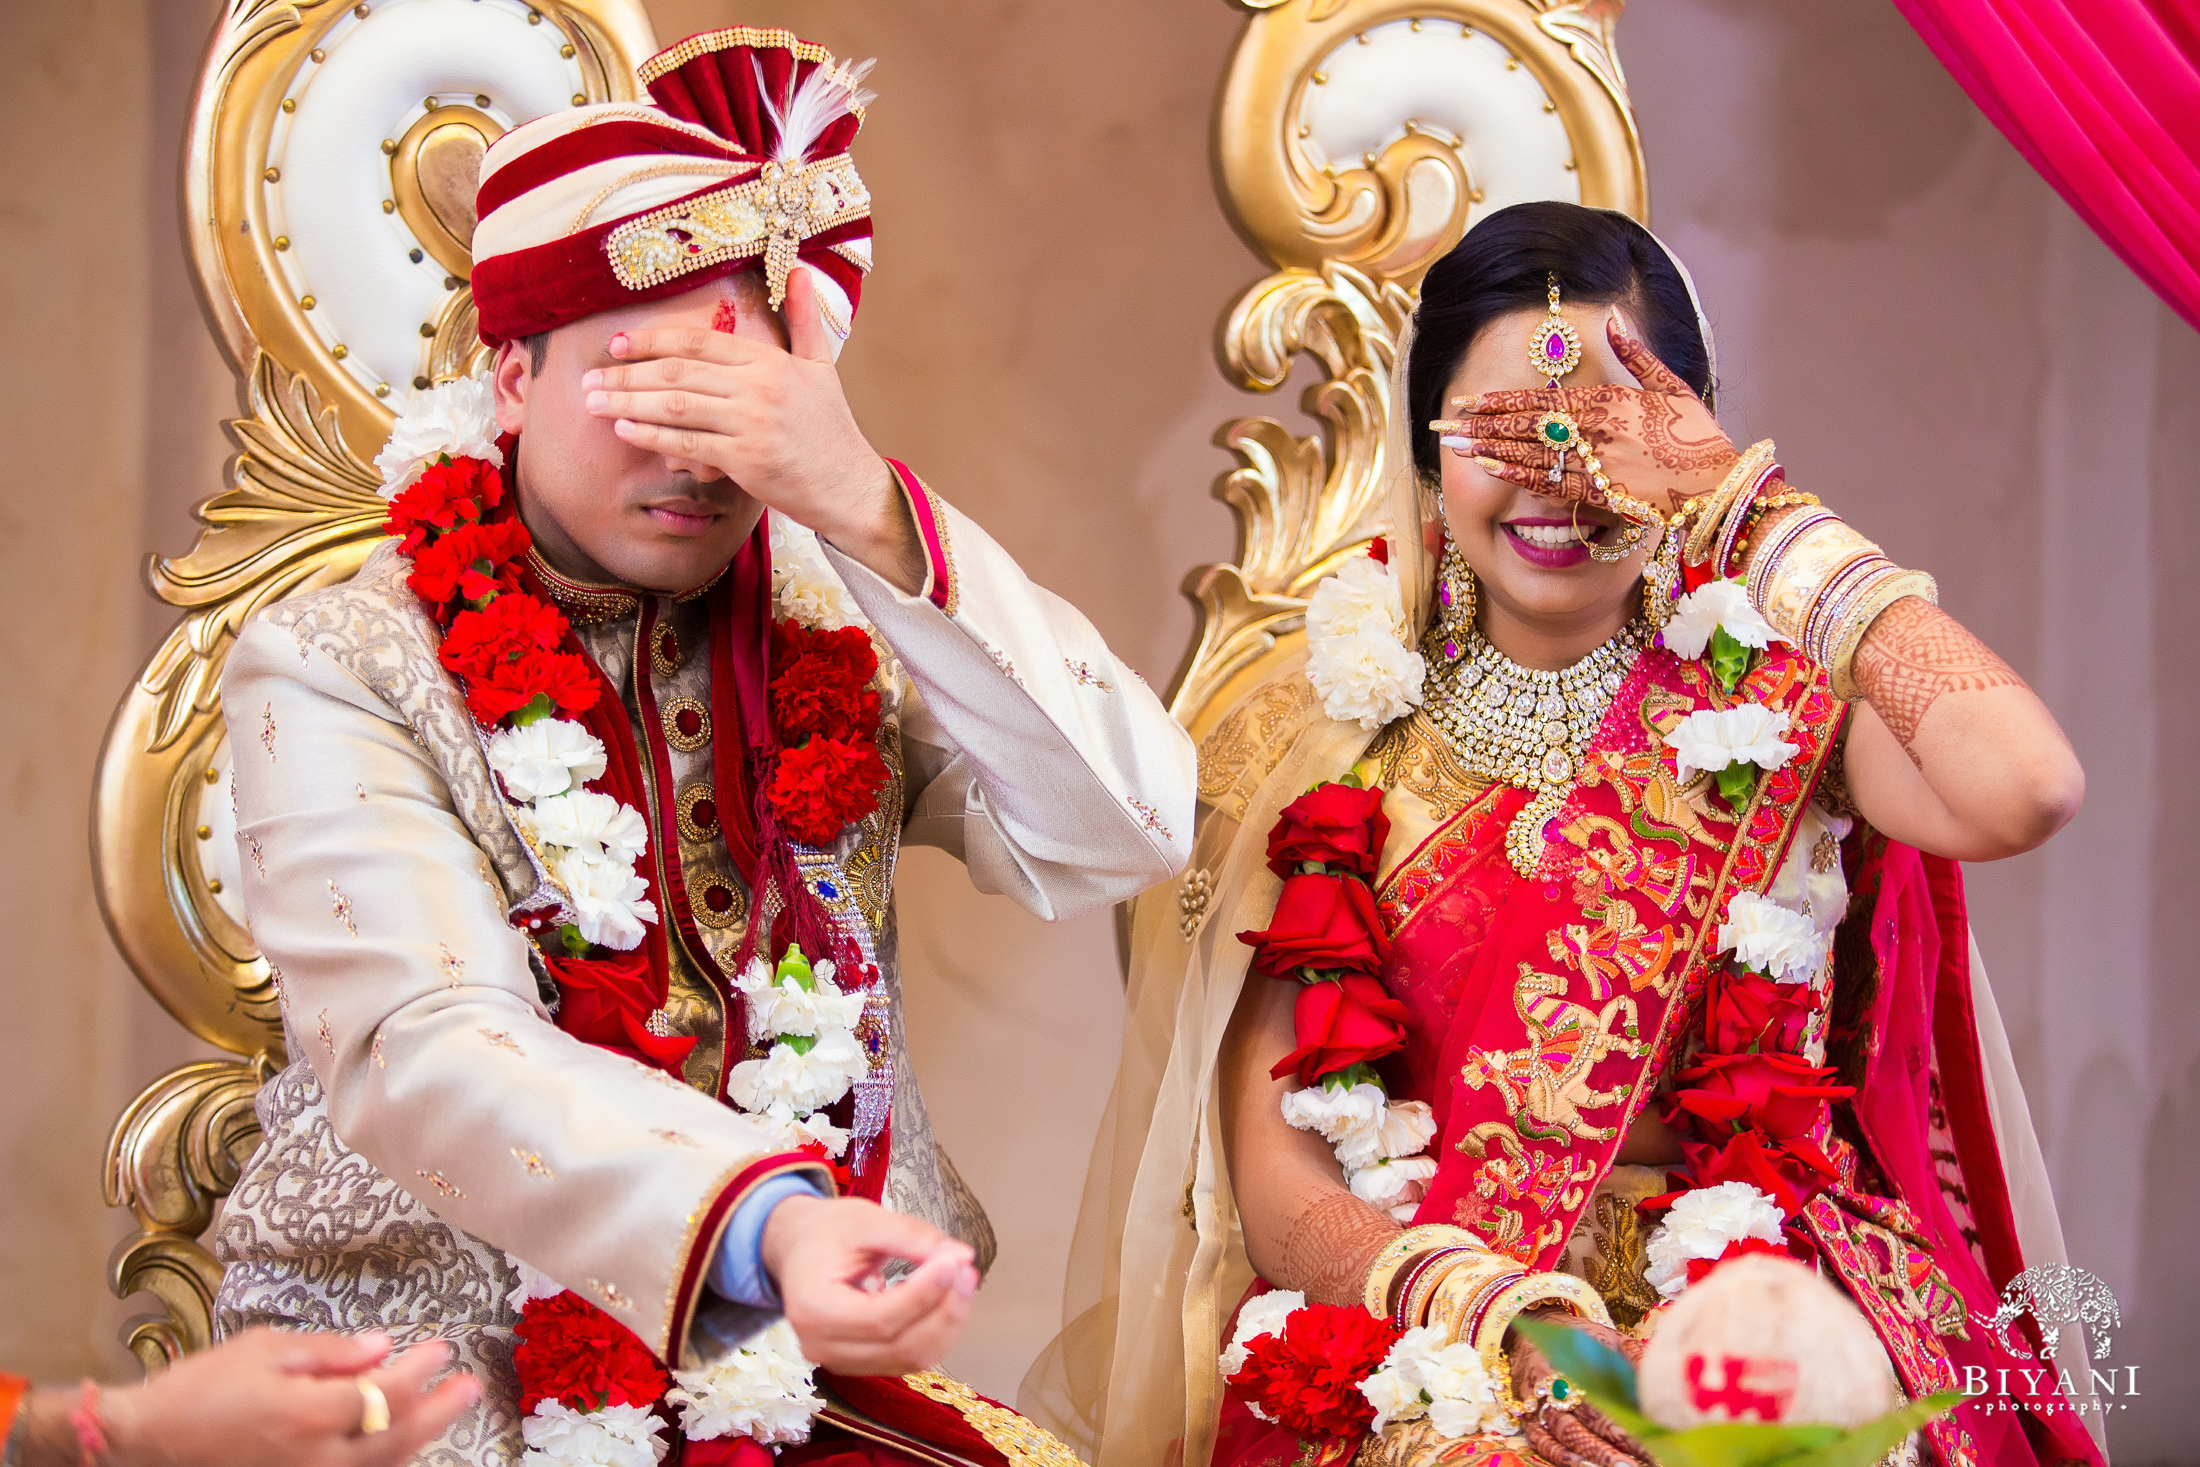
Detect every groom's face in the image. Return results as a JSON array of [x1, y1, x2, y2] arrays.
[[493, 272, 785, 592]]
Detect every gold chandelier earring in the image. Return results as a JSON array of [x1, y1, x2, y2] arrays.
[[1643, 516, 1683, 629], [1430, 537, 1477, 665]]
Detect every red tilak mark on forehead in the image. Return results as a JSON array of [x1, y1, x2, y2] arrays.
[[710, 297, 739, 334]]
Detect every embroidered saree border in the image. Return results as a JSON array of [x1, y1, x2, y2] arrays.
[[1413, 644, 1846, 1270]]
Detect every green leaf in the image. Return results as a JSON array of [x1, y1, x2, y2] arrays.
[[1779, 1394, 1963, 1467], [1641, 1422, 1842, 1467], [1716, 763, 1758, 810], [558, 923, 589, 959], [1710, 626, 1754, 692], [776, 942, 816, 991], [511, 693, 557, 727], [1513, 1318, 1642, 1413], [1323, 1063, 1383, 1092], [782, 1033, 817, 1055]]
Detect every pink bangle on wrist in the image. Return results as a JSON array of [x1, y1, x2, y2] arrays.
[[67, 1382, 106, 1467]]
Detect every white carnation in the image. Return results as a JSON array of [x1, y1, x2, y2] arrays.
[[1306, 557, 1404, 642], [505, 1252, 567, 1310], [375, 374, 504, 498], [1719, 890, 1827, 983], [519, 1402, 667, 1467], [552, 847, 658, 951], [1305, 556, 1426, 730], [1359, 1364, 1428, 1432], [1280, 1080, 1385, 1151], [768, 514, 861, 630], [1307, 627, 1426, 732], [1669, 704, 1798, 782], [1421, 1340, 1505, 1438], [727, 1028, 870, 1115], [488, 719, 608, 802], [1663, 579, 1785, 661], [747, 1098, 853, 1159], [1348, 1156, 1438, 1219], [668, 1320, 823, 1446], [1221, 1289, 1305, 1380], [531, 790, 650, 866], [1370, 1099, 1437, 1165], [1644, 1181, 1785, 1300], [733, 957, 869, 1042]]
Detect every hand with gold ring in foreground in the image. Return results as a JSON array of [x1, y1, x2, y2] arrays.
[[1506, 1311, 1654, 1467], [10, 1329, 477, 1467], [1434, 313, 1740, 518]]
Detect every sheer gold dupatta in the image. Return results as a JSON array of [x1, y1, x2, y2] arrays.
[[1023, 343, 1435, 1467]]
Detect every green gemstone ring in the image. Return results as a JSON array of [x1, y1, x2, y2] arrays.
[[1534, 411, 1581, 451]]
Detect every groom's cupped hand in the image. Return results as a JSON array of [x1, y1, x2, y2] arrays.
[[761, 1194, 980, 1375]]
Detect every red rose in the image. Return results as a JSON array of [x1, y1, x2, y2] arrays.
[[1703, 969, 1821, 1055], [1679, 1129, 1838, 1217], [408, 518, 532, 606], [1237, 873, 1390, 979], [512, 1291, 670, 1414], [1226, 1301, 1399, 1442], [768, 734, 891, 845], [1265, 783, 1390, 881], [1270, 974, 1410, 1086], [546, 950, 694, 1077], [385, 456, 503, 555], [1666, 1051, 1854, 1141], [438, 594, 569, 683]]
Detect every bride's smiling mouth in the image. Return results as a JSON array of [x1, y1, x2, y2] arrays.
[[1500, 514, 1613, 569]]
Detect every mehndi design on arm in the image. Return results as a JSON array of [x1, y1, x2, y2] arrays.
[[1278, 1189, 1403, 1306], [1851, 598, 2024, 765]]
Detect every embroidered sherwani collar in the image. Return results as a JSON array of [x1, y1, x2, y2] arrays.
[[526, 549, 730, 625]]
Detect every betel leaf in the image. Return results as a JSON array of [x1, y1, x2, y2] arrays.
[[1710, 625, 1753, 692], [1636, 1422, 1843, 1467], [1779, 1393, 1963, 1467]]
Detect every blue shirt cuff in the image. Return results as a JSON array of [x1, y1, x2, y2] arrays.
[[707, 1174, 825, 1311]]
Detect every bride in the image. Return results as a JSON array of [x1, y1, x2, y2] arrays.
[[1034, 202, 2103, 1467]]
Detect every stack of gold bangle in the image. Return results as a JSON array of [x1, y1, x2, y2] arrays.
[[1746, 509, 1938, 699], [1359, 1226, 1614, 1423]]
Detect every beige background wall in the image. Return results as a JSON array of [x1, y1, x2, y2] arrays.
[[1, 0, 2192, 1461]]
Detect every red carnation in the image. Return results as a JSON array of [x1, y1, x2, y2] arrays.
[[1238, 873, 1390, 980], [408, 518, 532, 606], [438, 593, 569, 683], [512, 1291, 670, 1414], [773, 670, 882, 743], [1684, 1235, 1796, 1288], [1270, 974, 1410, 1086], [774, 620, 879, 690], [461, 645, 600, 727], [1702, 968, 1821, 1055], [1265, 782, 1390, 880], [1226, 1301, 1399, 1442], [768, 735, 891, 846], [385, 456, 503, 555], [1666, 1050, 1854, 1141]]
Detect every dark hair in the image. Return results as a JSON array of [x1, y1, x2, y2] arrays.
[[1406, 201, 1713, 480], [524, 331, 549, 376]]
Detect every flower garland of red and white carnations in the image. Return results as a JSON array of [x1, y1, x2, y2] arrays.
[[1215, 546, 1859, 1446], [377, 378, 891, 1464]]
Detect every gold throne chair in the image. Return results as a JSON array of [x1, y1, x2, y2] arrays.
[[92, 0, 1649, 1375], [94, 0, 659, 1370]]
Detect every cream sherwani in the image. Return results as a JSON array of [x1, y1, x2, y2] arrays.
[[211, 490, 1194, 1465]]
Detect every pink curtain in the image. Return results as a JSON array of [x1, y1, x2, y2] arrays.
[[1892, 0, 2200, 333]]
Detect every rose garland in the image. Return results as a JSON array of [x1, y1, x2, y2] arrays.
[[378, 380, 895, 1464], [1235, 776, 1436, 1219]]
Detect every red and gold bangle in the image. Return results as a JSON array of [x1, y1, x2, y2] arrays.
[[1360, 1224, 1486, 1319], [1684, 440, 1779, 568]]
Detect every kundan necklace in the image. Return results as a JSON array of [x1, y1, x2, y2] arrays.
[[1420, 550, 1648, 874]]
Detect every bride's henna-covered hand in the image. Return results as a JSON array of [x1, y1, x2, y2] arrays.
[[1433, 314, 1739, 516], [1506, 1318, 1654, 1467], [1850, 597, 2026, 769]]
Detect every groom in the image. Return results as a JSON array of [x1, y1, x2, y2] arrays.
[[212, 27, 1194, 1464]]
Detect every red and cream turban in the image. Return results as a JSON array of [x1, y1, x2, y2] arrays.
[[471, 28, 874, 357]]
